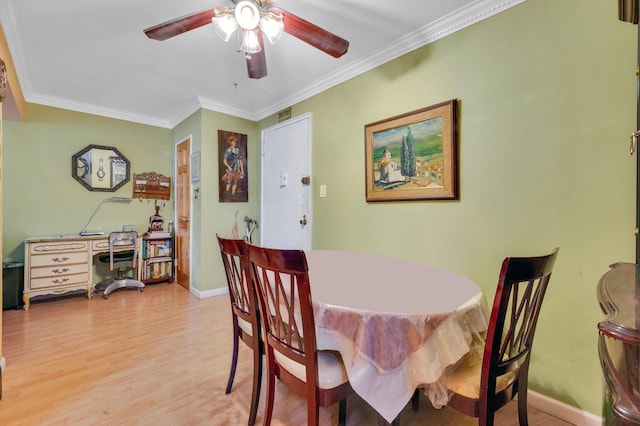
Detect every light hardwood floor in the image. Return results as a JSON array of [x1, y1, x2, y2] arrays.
[[0, 283, 574, 425]]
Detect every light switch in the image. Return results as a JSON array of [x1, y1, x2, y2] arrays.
[[279, 172, 288, 187], [320, 185, 327, 198]]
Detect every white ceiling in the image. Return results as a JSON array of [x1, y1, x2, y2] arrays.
[[0, 0, 524, 128]]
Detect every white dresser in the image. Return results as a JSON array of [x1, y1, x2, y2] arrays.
[[23, 234, 134, 309]]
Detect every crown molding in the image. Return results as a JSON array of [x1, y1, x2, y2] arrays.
[[252, 0, 526, 121], [27, 92, 173, 128], [197, 96, 259, 122]]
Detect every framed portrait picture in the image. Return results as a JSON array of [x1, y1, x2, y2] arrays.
[[364, 99, 459, 202], [218, 130, 248, 202]]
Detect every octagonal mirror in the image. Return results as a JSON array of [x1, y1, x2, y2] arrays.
[[72, 144, 130, 192]]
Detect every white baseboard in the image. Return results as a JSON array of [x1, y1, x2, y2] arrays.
[[191, 286, 228, 299], [528, 390, 602, 426]]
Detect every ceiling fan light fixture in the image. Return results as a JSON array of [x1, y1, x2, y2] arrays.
[[235, 1, 261, 30], [212, 10, 237, 41], [240, 29, 262, 54], [260, 10, 284, 44]]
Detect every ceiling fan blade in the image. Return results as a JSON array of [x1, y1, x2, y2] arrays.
[[247, 34, 267, 79], [280, 9, 349, 58], [144, 9, 215, 41]]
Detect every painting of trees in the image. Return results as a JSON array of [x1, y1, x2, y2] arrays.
[[401, 127, 416, 181]]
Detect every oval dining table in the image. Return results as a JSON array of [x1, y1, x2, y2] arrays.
[[304, 250, 488, 423]]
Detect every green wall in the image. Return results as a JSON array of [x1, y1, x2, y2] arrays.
[[259, 0, 635, 416], [2, 104, 173, 267], [172, 109, 259, 294]]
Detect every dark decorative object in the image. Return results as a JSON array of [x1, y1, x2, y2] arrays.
[[148, 206, 164, 232]]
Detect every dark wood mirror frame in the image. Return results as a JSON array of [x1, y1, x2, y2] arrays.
[[71, 144, 130, 192]]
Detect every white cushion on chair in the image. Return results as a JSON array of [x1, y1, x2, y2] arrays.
[[445, 359, 517, 399], [237, 317, 253, 337], [274, 350, 349, 389]]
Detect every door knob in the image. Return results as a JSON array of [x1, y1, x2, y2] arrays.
[[299, 215, 308, 226]]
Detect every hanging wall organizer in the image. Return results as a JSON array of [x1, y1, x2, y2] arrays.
[[133, 172, 171, 201]]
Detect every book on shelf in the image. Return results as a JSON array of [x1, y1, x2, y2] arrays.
[[143, 259, 173, 280], [142, 240, 171, 258], [146, 231, 172, 238], [147, 256, 173, 263]]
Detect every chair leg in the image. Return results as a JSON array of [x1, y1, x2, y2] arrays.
[[308, 397, 320, 426], [225, 323, 240, 394], [518, 385, 529, 425], [247, 343, 262, 425], [263, 356, 276, 426], [338, 399, 347, 426], [479, 401, 493, 426]]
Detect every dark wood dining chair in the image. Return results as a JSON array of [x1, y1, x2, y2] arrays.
[[217, 235, 263, 426], [442, 247, 559, 426], [246, 243, 354, 426]]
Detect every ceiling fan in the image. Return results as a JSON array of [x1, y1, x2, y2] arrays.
[[143, 0, 349, 79]]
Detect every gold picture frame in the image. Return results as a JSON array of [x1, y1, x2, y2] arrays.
[[365, 99, 458, 202]]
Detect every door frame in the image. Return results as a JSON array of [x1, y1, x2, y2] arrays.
[[260, 112, 313, 249], [174, 136, 192, 290]]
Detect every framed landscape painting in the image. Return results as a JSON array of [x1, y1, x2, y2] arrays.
[[365, 99, 458, 202]]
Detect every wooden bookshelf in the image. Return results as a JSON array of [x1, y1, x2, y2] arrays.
[[140, 233, 174, 284]]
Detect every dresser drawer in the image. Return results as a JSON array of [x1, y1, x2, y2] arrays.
[[92, 239, 136, 252], [92, 239, 111, 252], [29, 241, 89, 255], [29, 251, 89, 268], [30, 263, 89, 279], [30, 273, 89, 290]]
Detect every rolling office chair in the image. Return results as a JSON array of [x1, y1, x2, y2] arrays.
[[93, 231, 145, 299]]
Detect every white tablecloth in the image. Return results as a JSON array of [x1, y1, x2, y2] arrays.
[[305, 250, 488, 423]]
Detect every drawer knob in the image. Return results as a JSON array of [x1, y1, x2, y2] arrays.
[[52, 278, 70, 284], [52, 268, 70, 274], [52, 257, 70, 263]]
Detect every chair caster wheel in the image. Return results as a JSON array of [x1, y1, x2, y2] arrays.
[[103, 294, 109, 299], [139, 288, 144, 292]]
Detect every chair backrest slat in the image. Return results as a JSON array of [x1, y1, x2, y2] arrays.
[[217, 236, 260, 327], [108, 231, 138, 270]]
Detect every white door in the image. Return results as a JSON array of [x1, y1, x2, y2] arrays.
[[261, 113, 312, 249]]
